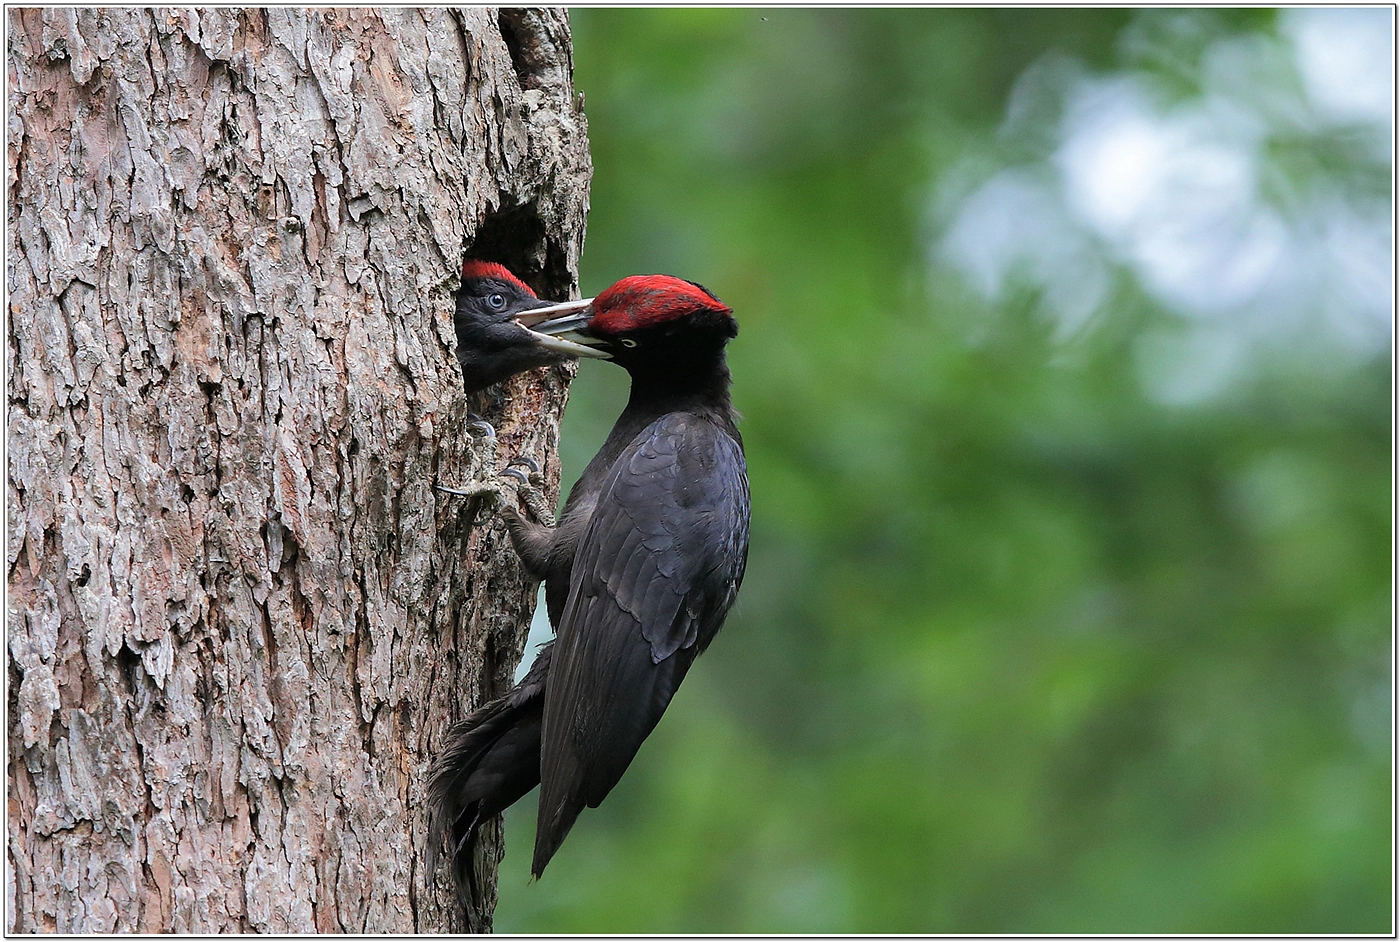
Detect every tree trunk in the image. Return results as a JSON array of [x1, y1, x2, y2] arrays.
[[6, 7, 589, 933]]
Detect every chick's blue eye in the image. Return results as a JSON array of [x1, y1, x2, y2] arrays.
[[486, 293, 507, 311]]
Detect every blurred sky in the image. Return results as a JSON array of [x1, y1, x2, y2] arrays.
[[498, 8, 1392, 934]]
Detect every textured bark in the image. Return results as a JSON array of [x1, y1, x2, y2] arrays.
[[6, 7, 589, 933]]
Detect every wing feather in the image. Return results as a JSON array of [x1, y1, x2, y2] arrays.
[[532, 412, 749, 875]]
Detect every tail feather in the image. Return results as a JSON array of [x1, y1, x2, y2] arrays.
[[427, 643, 553, 913], [530, 767, 584, 879]]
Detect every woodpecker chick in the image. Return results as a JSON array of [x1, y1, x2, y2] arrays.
[[454, 260, 602, 396], [439, 261, 600, 525]]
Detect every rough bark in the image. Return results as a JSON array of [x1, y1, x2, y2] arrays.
[[6, 7, 589, 933]]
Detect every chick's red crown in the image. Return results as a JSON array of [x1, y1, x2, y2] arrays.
[[461, 260, 536, 299]]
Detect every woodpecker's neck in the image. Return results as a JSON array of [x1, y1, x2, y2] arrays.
[[561, 349, 736, 521], [623, 352, 733, 417]]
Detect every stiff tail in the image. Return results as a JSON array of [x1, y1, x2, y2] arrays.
[[427, 643, 552, 916]]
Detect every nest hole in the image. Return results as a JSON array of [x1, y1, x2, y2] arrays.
[[465, 203, 573, 300]]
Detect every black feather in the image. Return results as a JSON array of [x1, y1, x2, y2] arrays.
[[533, 412, 750, 875]]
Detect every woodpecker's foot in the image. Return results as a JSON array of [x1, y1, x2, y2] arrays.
[[434, 481, 505, 528], [500, 455, 556, 528], [466, 414, 500, 470], [434, 482, 500, 499]]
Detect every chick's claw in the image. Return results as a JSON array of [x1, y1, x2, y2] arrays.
[[466, 415, 497, 440]]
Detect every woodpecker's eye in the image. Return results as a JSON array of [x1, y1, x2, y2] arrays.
[[619, 338, 638, 348], [486, 293, 507, 312]]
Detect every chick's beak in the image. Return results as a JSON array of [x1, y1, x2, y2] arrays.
[[520, 300, 611, 359]]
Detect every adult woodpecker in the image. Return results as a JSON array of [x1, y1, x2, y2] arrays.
[[429, 275, 750, 890], [453, 259, 603, 396]]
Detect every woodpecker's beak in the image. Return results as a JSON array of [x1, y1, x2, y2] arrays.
[[513, 298, 610, 359], [527, 305, 614, 358], [515, 297, 592, 327]]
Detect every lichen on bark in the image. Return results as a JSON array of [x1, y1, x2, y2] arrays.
[[6, 7, 589, 933]]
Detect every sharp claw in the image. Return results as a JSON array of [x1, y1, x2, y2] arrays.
[[435, 484, 476, 496], [499, 467, 531, 486], [464, 414, 498, 439], [507, 455, 541, 475]]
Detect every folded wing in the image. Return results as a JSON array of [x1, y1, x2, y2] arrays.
[[532, 412, 749, 876]]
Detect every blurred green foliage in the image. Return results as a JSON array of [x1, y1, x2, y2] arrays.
[[495, 8, 1391, 933]]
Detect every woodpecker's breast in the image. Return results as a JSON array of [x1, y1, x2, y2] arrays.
[[543, 493, 598, 624]]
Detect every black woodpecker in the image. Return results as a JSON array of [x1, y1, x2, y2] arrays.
[[428, 274, 750, 891]]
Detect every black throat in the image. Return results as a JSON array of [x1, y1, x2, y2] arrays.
[[623, 351, 733, 418], [565, 344, 735, 516]]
